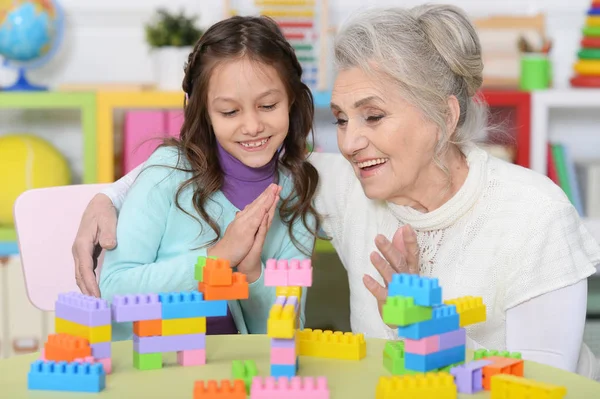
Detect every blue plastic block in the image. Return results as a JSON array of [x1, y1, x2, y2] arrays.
[[388, 274, 442, 306], [405, 345, 466, 372], [397, 304, 459, 339], [159, 290, 228, 319], [28, 360, 106, 393], [270, 363, 296, 378]]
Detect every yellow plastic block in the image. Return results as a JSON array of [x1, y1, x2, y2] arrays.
[[276, 286, 302, 299], [297, 329, 366, 360], [444, 296, 486, 327], [162, 317, 206, 336], [267, 303, 296, 339], [491, 374, 566, 399], [55, 317, 111, 344], [376, 373, 457, 399]]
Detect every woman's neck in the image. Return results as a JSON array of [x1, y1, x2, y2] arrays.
[[217, 141, 278, 210], [389, 145, 469, 213]]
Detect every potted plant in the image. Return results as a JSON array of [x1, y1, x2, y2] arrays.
[[145, 8, 204, 91]]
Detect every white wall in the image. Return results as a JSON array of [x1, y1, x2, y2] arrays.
[[0, 0, 598, 182]]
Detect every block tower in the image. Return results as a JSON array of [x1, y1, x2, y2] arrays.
[[265, 258, 312, 378], [570, 1, 600, 87]]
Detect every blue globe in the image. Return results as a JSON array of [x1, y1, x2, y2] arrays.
[[0, 0, 64, 91]]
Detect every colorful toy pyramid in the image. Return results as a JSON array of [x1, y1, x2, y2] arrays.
[[571, 1, 600, 87]]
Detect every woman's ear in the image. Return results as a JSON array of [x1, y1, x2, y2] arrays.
[[446, 95, 460, 137]]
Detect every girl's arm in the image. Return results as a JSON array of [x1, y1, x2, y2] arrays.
[[99, 148, 201, 300], [101, 163, 144, 212]]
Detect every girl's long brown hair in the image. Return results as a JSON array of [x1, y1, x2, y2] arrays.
[[161, 15, 321, 255]]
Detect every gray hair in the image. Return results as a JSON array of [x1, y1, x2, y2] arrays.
[[334, 4, 489, 171]]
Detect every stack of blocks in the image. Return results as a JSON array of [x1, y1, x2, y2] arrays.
[[265, 259, 312, 378]]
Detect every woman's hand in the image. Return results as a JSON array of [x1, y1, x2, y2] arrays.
[[237, 186, 281, 283], [208, 183, 279, 268], [72, 193, 118, 297], [363, 224, 420, 325]]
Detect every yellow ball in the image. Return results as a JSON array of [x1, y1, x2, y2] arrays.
[[0, 134, 71, 226]]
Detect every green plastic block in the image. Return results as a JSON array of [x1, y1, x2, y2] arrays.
[[383, 341, 418, 376], [232, 360, 258, 393], [194, 255, 217, 282], [473, 349, 522, 360], [382, 296, 433, 326], [133, 352, 162, 370]]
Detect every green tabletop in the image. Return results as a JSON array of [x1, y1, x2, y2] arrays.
[[0, 335, 599, 398]]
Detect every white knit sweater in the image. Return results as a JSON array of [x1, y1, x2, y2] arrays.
[[309, 146, 600, 350]]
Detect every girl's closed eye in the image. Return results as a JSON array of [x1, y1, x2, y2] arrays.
[[261, 103, 278, 111], [221, 110, 238, 117]]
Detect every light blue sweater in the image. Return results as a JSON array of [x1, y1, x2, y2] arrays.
[[99, 146, 314, 341]]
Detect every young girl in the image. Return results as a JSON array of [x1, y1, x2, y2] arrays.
[[99, 15, 321, 341]]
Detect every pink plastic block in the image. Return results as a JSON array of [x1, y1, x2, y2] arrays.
[[265, 259, 288, 286], [404, 335, 439, 354], [270, 347, 296, 364], [55, 292, 111, 326], [177, 349, 206, 366], [111, 293, 162, 323], [438, 328, 466, 351], [288, 259, 312, 287], [123, 111, 167, 174], [250, 376, 329, 399], [450, 359, 492, 394], [39, 349, 46, 361]]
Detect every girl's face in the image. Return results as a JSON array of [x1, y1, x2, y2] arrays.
[[207, 57, 290, 168]]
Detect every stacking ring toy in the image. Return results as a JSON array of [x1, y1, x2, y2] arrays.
[[574, 60, 600, 75], [578, 48, 600, 59], [570, 75, 600, 87]]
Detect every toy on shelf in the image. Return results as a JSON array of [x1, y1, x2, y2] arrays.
[[571, 1, 600, 87]]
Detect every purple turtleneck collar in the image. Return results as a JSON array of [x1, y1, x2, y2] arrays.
[[217, 140, 278, 210]]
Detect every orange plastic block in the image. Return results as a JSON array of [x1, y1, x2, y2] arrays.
[[204, 258, 233, 286], [198, 273, 249, 300], [133, 319, 162, 337], [482, 356, 524, 390], [297, 329, 366, 360], [44, 333, 91, 362], [490, 374, 566, 399], [193, 379, 246, 399]]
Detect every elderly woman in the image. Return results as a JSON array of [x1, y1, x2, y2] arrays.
[[72, 5, 600, 378]]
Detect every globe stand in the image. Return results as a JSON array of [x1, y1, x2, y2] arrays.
[[2, 68, 47, 92]]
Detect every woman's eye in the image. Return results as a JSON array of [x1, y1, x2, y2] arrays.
[[366, 115, 384, 122], [333, 118, 348, 127]]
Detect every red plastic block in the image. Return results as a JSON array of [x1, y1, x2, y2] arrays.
[[133, 319, 162, 337], [482, 356, 524, 390], [44, 333, 91, 362], [204, 258, 233, 286], [193, 379, 246, 399], [199, 273, 249, 300], [250, 376, 329, 399]]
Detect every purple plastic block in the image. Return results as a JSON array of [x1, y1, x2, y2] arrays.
[[271, 338, 296, 348], [133, 333, 206, 354], [111, 294, 162, 322], [90, 342, 111, 359], [55, 292, 111, 327], [450, 359, 492, 394], [285, 296, 298, 309], [438, 328, 466, 350], [275, 296, 287, 306]]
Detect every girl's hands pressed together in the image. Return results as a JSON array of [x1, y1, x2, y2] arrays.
[[363, 224, 420, 326], [207, 183, 280, 269]]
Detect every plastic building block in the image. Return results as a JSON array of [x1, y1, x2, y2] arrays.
[[404, 335, 439, 355], [73, 356, 112, 375], [383, 296, 433, 327], [195, 255, 218, 282], [450, 359, 492, 394], [159, 291, 228, 319], [438, 361, 465, 373], [267, 296, 298, 339], [473, 348, 522, 360], [134, 319, 162, 337], [397, 304, 459, 340], [275, 286, 302, 299], [250, 376, 329, 399], [375, 372, 456, 399], [178, 349, 206, 366], [133, 332, 206, 353], [297, 328, 366, 360], [482, 356, 524, 390], [405, 345, 465, 372], [438, 328, 466, 351], [265, 259, 289, 286], [199, 272, 249, 300], [90, 342, 111, 359], [232, 360, 258, 394], [193, 379, 246, 399], [265, 259, 312, 287], [133, 351, 163, 370], [444, 296, 486, 327], [55, 317, 111, 344], [388, 273, 442, 306], [55, 292, 111, 326], [383, 341, 418, 376], [271, 338, 296, 348], [44, 333, 91, 362], [203, 258, 233, 286], [490, 374, 567, 399], [271, 347, 296, 364], [111, 293, 162, 322], [28, 360, 105, 393], [270, 363, 296, 378], [162, 316, 207, 335]]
